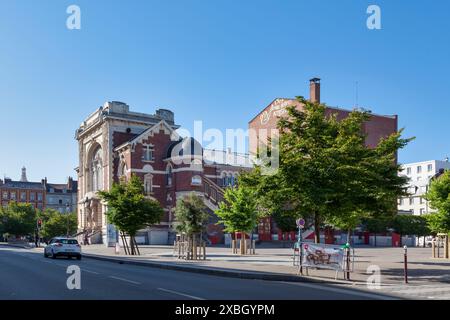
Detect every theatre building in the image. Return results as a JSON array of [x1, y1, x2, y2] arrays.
[[249, 78, 399, 242], [75, 101, 250, 246]]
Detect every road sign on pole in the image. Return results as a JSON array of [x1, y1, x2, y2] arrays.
[[296, 218, 305, 228]]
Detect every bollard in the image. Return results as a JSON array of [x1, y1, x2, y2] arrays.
[[404, 245, 408, 284], [252, 240, 256, 255]]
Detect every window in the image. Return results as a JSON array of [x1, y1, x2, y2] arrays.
[[420, 197, 424, 204], [30, 193, 35, 201], [59, 199, 63, 205], [166, 165, 173, 186], [222, 173, 227, 186], [191, 175, 202, 185], [10, 192, 16, 201], [417, 166, 422, 174], [143, 145, 154, 161], [144, 174, 153, 195], [427, 164, 433, 172], [399, 198, 404, 205], [409, 197, 414, 205], [37, 193, 43, 202], [2, 192, 8, 200], [406, 167, 411, 175], [420, 208, 425, 215], [20, 192, 26, 202]]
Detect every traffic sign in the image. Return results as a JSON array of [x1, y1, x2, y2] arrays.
[[296, 218, 305, 228]]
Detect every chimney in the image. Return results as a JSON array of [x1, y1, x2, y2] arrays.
[[309, 77, 321, 103]]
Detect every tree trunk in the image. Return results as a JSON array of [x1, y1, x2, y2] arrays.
[[314, 213, 321, 244], [347, 229, 351, 245], [423, 236, 426, 248], [374, 233, 377, 247], [130, 236, 135, 255], [240, 232, 245, 255], [399, 234, 403, 247]]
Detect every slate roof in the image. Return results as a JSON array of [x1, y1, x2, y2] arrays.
[[0, 181, 45, 190]]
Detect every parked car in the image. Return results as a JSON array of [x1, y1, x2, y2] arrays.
[[44, 237, 82, 260]]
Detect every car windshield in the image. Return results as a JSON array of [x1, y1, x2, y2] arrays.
[[55, 239, 78, 245]]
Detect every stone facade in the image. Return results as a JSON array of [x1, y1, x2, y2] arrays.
[[76, 101, 249, 246]]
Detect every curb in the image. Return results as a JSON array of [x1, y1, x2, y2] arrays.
[[0, 243, 33, 249], [83, 253, 359, 285]]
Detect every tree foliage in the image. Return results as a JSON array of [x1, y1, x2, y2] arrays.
[[0, 202, 37, 237], [175, 193, 209, 236], [241, 96, 413, 243], [425, 170, 450, 233], [39, 209, 78, 240], [215, 186, 259, 234], [98, 175, 164, 237]]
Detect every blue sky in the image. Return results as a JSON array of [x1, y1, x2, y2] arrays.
[[0, 0, 449, 182]]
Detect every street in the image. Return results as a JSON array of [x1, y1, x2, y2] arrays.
[[0, 245, 395, 300]]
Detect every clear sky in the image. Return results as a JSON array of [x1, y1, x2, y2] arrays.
[[0, 0, 449, 182]]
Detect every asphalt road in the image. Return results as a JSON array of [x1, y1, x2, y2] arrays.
[[0, 245, 397, 300]]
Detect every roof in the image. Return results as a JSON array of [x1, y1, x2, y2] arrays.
[[0, 181, 45, 190], [248, 97, 397, 124]]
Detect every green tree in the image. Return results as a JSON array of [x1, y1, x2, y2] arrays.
[[0, 202, 37, 238], [98, 175, 164, 255], [215, 186, 259, 254], [39, 209, 78, 240], [390, 214, 429, 246], [363, 215, 392, 247], [175, 193, 209, 258], [247, 96, 412, 243], [425, 170, 450, 234]]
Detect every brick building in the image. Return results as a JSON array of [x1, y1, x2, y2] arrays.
[[0, 167, 78, 214], [75, 101, 249, 246], [248, 78, 399, 241], [0, 167, 46, 210]]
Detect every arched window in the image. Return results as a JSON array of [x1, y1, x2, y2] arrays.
[[118, 161, 127, 182], [222, 172, 227, 187], [166, 164, 173, 186], [227, 173, 232, 186], [90, 146, 103, 192], [144, 174, 153, 195]]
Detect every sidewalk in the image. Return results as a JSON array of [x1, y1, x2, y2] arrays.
[[79, 244, 450, 286]]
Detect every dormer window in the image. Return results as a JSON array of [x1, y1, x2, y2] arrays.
[[143, 145, 154, 161]]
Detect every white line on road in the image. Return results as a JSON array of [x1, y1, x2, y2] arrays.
[[108, 276, 141, 285], [282, 281, 399, 300], [157, 288, 205, 300], [83, 269, 100, 275]]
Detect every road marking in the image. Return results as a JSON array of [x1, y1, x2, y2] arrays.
[[108, 276, 141, 285], [157, 288, 205, 300], [83, 269, 99, 275], [282, 281, 398, 300]]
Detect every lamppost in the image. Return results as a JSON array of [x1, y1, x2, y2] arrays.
[[66, 203, 70, 237]]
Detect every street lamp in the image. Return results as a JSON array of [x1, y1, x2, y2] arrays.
[[66, 203, 70, 237]]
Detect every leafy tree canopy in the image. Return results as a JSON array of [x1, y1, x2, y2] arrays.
[[215, 185, 259, 234], [98, 175, 164, 237], [175, 193, 209, 236]]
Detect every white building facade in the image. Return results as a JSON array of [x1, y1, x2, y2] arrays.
[[398, 159, 450, 216]]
